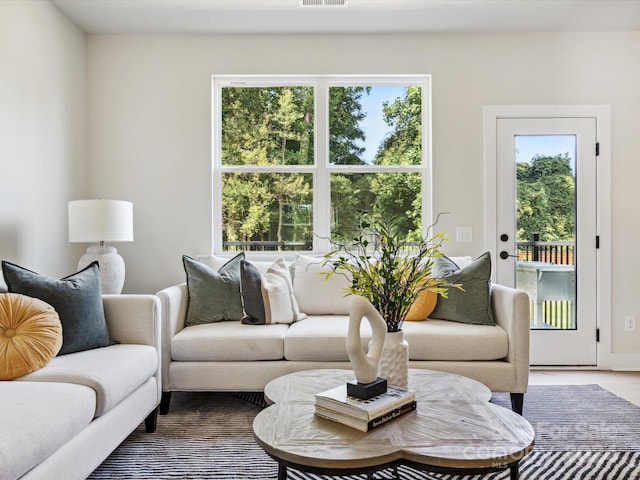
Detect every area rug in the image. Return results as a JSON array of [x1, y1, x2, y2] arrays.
[[88, 385, 640, 480]]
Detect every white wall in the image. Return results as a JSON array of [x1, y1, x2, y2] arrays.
[[0, 1, 86, 276], [2, 12, 637, 361], [85, 32, 640, 362]]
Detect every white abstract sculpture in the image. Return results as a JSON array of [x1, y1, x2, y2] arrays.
[[346, 296, 387, 385]]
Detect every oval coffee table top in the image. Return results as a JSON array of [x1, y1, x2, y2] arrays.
[[264, 368, 492, 405], [254, 369, 534, 472]]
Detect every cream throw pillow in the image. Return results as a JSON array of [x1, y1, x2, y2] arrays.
[[293, 255, 353, 315], [240, 258, 306, 325]]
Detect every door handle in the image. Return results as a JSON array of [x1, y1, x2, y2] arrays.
[[499, 251, 518, 260]]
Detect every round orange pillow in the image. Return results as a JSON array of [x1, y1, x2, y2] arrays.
[[0, 293, 62, 380], [405, 288, 438, 321]]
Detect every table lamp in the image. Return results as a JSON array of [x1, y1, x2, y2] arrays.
[[68, 199, 134, 294]]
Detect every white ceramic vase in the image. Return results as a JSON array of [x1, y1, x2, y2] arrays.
[[378, 330, 409, 389]]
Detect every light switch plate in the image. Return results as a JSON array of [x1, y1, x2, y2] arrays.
[[625, 315, 637, 332], [456, 226, 473, 243]]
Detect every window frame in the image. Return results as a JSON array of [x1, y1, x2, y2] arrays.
[[212, 74, 432, 255]]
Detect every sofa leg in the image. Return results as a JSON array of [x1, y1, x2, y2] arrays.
[[510, 393, 524, 415], [160, 392, 172, 415], [145, 407, 158, 433]]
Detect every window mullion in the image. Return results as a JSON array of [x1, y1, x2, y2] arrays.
[[212, 78, 223, 253], [327, 165, 424, 174], [421, 77, 433, 232], [314, 80, 331, 252], [220, 166, 315, 174]]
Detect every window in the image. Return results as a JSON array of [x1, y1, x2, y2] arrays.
[[213, 76, 431, 253]]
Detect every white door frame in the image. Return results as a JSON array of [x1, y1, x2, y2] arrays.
[[483, 105, 611, 369]]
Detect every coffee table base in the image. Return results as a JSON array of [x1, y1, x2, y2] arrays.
[[256, 370, 534, 480], [273, 456, 522, 480]]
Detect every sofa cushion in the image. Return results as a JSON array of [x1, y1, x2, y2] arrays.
[[285, 315, 372, 362], [183, 253, 245, 325], [172, 321, 288, 361], [0, 381, 95, 480], [293, 255, 353, 315], [16, 343, 158, 417], [403, 319, 508, 361], [2, 261, 110, 355], [431, 252, 495, 326], [241, 258, 306, 325], [284, 315, 508, 362], [0, 293, 62, 380]]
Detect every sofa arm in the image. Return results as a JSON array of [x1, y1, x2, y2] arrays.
[[102, 294, 161, 349], [491, 284, 531, 392], [156, 284, 189, 390], [102, 294, 162, 409]]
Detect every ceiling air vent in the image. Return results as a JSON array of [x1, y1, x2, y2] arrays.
[[300, 0, 348, 7]]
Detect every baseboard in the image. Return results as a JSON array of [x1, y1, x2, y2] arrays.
[[610, 353, 640, 371]]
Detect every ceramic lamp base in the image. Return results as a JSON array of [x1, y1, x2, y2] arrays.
[[78, 246, 125, 294]]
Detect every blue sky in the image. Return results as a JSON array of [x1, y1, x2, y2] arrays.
[[515, 135, 576, 172], [357, 86, 405, 164], [357, 89, 577, 171]]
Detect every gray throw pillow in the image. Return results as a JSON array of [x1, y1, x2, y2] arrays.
[[430, 252, 495, 326], [1, 260, 110, 355], [183, 253, 244, 326]]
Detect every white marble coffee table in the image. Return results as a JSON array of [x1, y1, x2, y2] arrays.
[[253, 369, 534, 480]]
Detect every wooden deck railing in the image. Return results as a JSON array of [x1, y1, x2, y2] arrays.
[[516, 233, 576, 330], [223, 240, 312, 252], [517, 233, 574, 265]]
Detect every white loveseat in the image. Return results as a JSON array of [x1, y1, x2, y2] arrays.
[[0, 276, 161, 480], [157, 254, 530, 415]]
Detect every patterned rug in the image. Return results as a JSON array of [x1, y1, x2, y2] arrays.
[[88, 385, 640, 479]]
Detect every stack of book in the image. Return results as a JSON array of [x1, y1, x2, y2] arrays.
[[314, 384, 416, 432]]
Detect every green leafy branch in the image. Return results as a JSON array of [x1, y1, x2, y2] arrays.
[[322, 212, 462, 332]]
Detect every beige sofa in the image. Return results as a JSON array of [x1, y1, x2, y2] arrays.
[[157, 255, 530, 415], [1, 276, 161, 480]]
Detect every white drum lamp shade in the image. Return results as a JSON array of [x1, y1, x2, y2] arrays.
[[68, 200, 134, 294]]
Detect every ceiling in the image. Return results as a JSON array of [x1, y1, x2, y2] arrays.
[[51, 0, 640, 35]]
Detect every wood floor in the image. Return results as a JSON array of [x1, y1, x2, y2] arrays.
[[529, 369, 640, 407]]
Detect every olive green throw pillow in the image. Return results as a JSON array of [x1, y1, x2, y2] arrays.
[[183, 253, 245, 326], [430, 252, 495, 326]]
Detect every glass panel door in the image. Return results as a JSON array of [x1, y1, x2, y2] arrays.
[[514, 135, 577, 331], [496, 118, 597, 366]]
